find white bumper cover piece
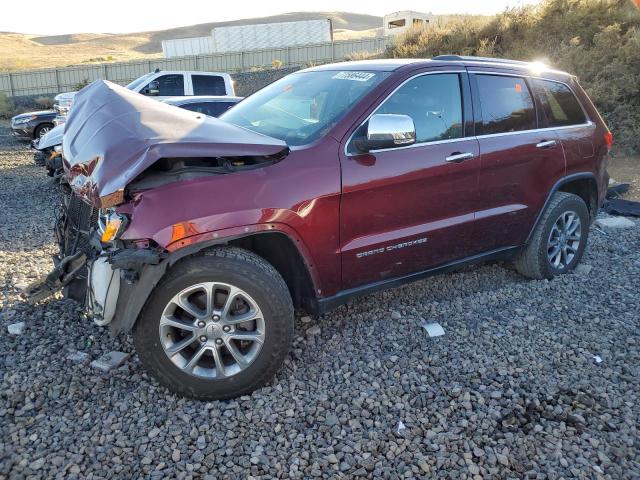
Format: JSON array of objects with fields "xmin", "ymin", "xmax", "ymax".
[{"xmin": 88, "ymin": 257, "xmax": 120, "ymax": 326}]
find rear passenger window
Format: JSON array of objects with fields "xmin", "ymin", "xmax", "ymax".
[
  {"xmin": 532, "ymin": 79, "xmax": 586, "ymax": 127},
  {"xmin": 476, "ymin": 75, "xmax": 536, "ymax": 134},
  {"xmin": 376, "ymin": 73, "xmax": 463, "ymax": 144},
  {"xmin": 192, "ymin": 75, "xmax": 226, "ymax": 95}
]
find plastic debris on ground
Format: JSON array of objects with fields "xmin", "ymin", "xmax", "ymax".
[
  {"xmin": 603, "ymin": 183, "xmax": 640, "ymax": 217},
  {"xmin": 396, "ymin": 421, "xmax": 407, "ymax": 435},
  {"xmin": 420, "ymin": 319, "xmax": 445, "ymax": 337},
  {"xmin": 593, "ymin": 355, "xmax": 603, "ymax": 364},
  {"xmin": 90, "ymin": 351, "xmax": 130, "ymax": 372}
]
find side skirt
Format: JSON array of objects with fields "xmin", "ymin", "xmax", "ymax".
[{"xmin": 315, "ymin": 245, "xmax": 522, "ymax": 315}]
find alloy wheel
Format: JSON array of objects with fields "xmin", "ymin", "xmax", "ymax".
[
  {"xmin": 547, "ymin": 211, "xmax": 581, "ymax": 269},
  {"xmin": 159, "ymin": 282, "xmax": 265, "ymax": 379}
]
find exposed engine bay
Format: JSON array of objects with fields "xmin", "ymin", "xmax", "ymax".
[{"xmin": 129, "ymin": 154, "xmax": 286, "ymax": 190}]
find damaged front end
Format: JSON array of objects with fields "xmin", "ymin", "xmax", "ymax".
[{"xmin": 27, "ymin": 79, "xmax": 288, "ymax": 332}]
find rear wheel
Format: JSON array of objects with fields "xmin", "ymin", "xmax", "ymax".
[
  {"xmin": 514, "ymin": 192, "xmax": 590, "ymax": 279},
  {"xmin": 133, "ymin": 247, "xmax": 294, "ymax": 400}
]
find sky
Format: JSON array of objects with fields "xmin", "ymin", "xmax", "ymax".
[{"xmin": 2, "ymin": 0, "xmax": 541, "ymax": 35}]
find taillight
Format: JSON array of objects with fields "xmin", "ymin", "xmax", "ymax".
[{"xmin": 604, "ymin": 131, "xmax": 613, "ymax": 151}]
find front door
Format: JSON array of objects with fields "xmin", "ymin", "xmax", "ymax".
[{"xmin": 339, "ymin": 72, "xmax": 482, "ymax": 290}]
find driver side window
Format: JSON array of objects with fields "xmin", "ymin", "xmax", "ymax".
[
  {"xmin": 376, "ymin": 73, "xmax": 464, "ymax": 144},
  {"xmin": 142, "ymin": 74, "xmax": 185, "ymax": 96}
]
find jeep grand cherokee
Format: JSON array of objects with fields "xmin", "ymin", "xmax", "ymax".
[{"xmin": 32, "ymin": 57, "xmax": 611, "ymax": 400}]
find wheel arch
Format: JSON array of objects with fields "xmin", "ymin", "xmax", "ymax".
[
  {"xmin": 110, "ymin": 229, "xmax": 319, "ymax": 335},
  {"xmin": 525, "ymin": 172, "xmax": 598, "ymax": 245}
]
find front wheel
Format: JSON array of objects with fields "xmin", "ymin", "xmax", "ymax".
[
  {"xmin": 133, "ymin": 247, "xmax": 294, "ymax": 400},
  {"xmin": 514, "ymin": 192, "xmax": 590, "ymax": 279},
  {"xmin": 34, "ymin": 123, "xmax": 53, "ymax": 139}
]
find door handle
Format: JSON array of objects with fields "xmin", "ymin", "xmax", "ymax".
[
  {"xmin": 536, "ymin": 140, "xmax": 557, "ymax": 149},
  {"xmin": 446, "ymin": 152, "xmax": 474, "ymax": 163}
]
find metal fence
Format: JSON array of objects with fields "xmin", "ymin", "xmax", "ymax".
[{"xmin": 0, "ymin": 37, "xmax": 391, "ymax": 98}]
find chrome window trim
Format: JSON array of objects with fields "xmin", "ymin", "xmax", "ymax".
[
  {"xmin": 475, "ymin": 121, "xmax": 594, "ymax": 140},
  {"xmin": 344, "ymin": 68, "xmax": 594, "ymax": 156},
  {"xmin": 344, "ymin": 70, "xmax": 466, "ymax": 157}
]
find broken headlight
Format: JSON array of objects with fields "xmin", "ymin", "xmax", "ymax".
[{"xmin": 97, "ymin": 209, "xmax": 129, "ymax": 244}]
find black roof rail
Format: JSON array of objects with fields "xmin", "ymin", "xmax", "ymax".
[{"xmin": 433, "ymin": 55, "xmax": 531, "ymax": 66}]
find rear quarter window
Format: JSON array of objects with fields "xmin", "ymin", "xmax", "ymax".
[
  {"xmin": 475, "ymin": 74, "xmax": 536, "ymax": 135},
  {"xmin": 192, "ymin": 75, "xmax": 227, "ymax": 95},
  {"xmin": 532, "ymin": 79, "xmax": 587, "ymax": 127}
]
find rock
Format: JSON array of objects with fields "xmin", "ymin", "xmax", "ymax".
[
  {"xmin": 8, "ymin": 322, "xmax": 26, "ymax": 335},
  {"xmin": 391, "ymin": 311, "xmax": 402, "ymax": 320},
  {"xmin": 595, "ymin": 217, "xmax": 635, "ymax": 229},
  {"xmin": 172, "ymin": 450, "xmax": 181, "ymax": 462},
  {"xmin": 306, "ymin": 325, "xmax": 321, "ymax": 336},
  {"xmin": 575, "ymin": 264, "xmax": 593, "ymax": 276},
  {"xmin": 326, "ymin": 454, "xmax": 339, "ymax": 464},
  {"xmin": 325, "ymin": 414, "xmax": 339, "ymax": 426},
  {"xmin": 90, "ymin": 351, "xmax": 130, "ymax": 372},
  {"xmin": 148, "ymin": 428, "xmax": 160, "ymax": 439}
]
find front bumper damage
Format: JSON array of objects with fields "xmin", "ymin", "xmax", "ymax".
[
  {"xmin": 26, "ymin": 187, "xmax": 166, "ymax": 333},
  {"xmin": 27, "ymin": 237, "xmax": 166, "ymax": 331}
]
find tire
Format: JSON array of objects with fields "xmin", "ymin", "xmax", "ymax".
[
  {"xmin": 34, "ymin": 123, "xmax": 53, "ymax": 139},
  {"xmin": 133, "ymin": 247, "xmax": 294, "ymax": 400},
  {"xmin": 514, "ymin": 192, "xmax": 590, "ymax": 280}
]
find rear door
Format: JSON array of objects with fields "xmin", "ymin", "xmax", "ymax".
[
  {"xmin": 190, "ymin": 74, "xmax": 229, "ymax": 96},
  {"xmin": 530, "ymin": 78, "xmax": 596, "ymax": 177},
  {"xmin": 339, "ymin": 71, "xmax": 482, "ymax": 289},
  {"xmin": 470, "ymin": 72, "xmax": 566, "ymax": 249}
]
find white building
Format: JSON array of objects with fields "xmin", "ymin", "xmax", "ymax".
[{"xmin": 383, "ymin": 11, "xmax": 435, "ymax": 36}]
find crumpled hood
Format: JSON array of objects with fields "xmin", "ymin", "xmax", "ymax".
[{"xmin": 63, "ymin": 80, "xmax": 287, "ymax": 207}]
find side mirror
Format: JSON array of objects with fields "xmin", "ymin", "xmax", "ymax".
[
  {"xmin": 355, "ymin": 114, "xmax": 416, "ymax": 152},
  {"xmin": 143, "ymin": 80, "xmax": 160, "ymax": 96}
]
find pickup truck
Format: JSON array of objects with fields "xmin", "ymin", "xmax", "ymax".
[
  {"xmin": 49, "ymin": 70, "xmax": 236, "ymax": 128},
  {"xmin": 33, "ymin": 58, "xmax": 611, "ymax": 400}
]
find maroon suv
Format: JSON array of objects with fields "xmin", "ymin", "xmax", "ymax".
[{"xmin": 43, "ymin": 57, "xmax": 611, "ymax": 400}]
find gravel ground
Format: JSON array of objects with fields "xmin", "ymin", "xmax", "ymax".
[{"xmin": 1, "ymin": 119, "xmax": 639, "ymax": 479}]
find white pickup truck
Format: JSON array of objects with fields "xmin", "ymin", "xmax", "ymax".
[
  {"xmin": 126, "ymin": 70, "xmax": 235, "ymax": 100},
  {"xmin": 53, "ymin": 70, "xmax": 235, "ymax": 126}
]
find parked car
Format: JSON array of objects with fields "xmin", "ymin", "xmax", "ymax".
[
  {"xmin": 10, "ymin": 110, "xmax": 56, "ymax": 140},
  {"xmin": 32, "ymin": 124, "xmax": 64, "ymax": 175},
  {"xmin": 34, "ymin": 57, "xmax": 611, "ymax": 400},
  {"xmin": 162, "ymin": 95, "xmax": 243, "ymax": 116}
]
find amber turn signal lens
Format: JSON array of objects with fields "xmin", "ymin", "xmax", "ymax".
[{"xmin": 101, "ymin": 217, "xmax": 123, "ymax": 243}]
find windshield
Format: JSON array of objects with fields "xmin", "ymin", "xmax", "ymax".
[
  {"xmin": 126, "ymin": 73, "xmax": 154, "ymax": 91},
  {"xmin": 220, "ymin": 70, "xmax": 389, "ymax": 146}
]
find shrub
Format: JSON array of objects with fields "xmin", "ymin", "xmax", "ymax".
[
  {"xmin": 74, "ymin": 78, "xmax": 91, "ymax": 91},
  {"xmin": 0, "ymin": 93, "xmax": 15, "ymax": 119},
  {"xmin": 387, "ymin": 0, "xmax": 640, "ymax": 155},
  {"xmin": 272, "ymin": 59, "xmax": 284, "ymax": 69},
  {"xmin": 34, "ymin": 96, "xmax": 54, "ymax": 109}
]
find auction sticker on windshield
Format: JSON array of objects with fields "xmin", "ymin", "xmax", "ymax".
[{"xmin": 332, "ymin": 71, "xmax": 376, "ymax": 82}]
